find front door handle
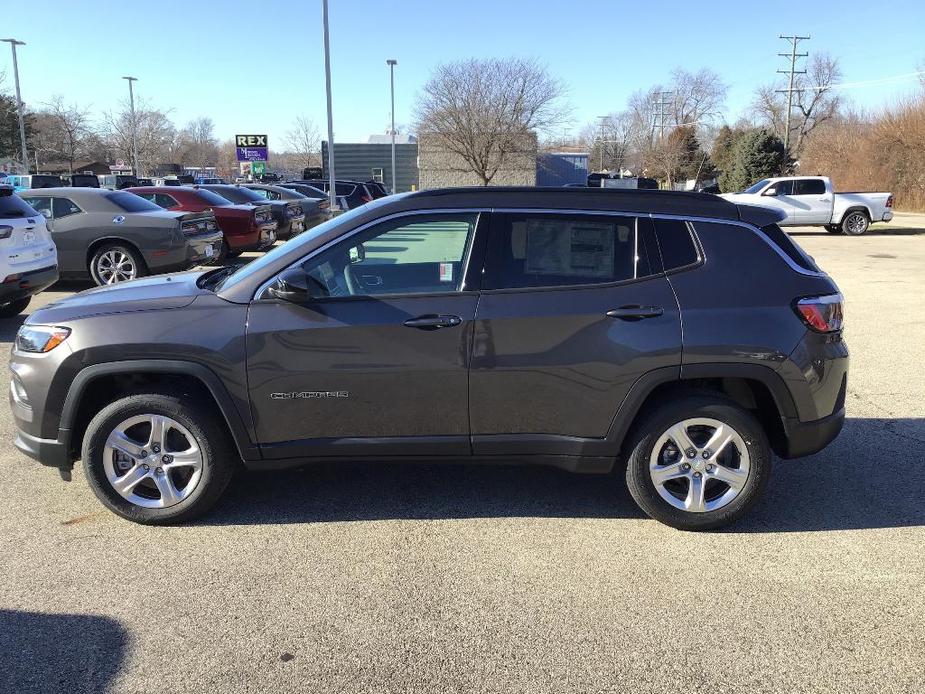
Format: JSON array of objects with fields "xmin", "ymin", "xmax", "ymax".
[
  {"xmin": 606, "ymin": 306, "xmax": 664, "ymax": 321},
  {"xmin": 403, "ymin": 314, "xmax": 462, "ymax": 330}
]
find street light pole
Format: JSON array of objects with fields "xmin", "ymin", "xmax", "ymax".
[
  {"xmin": 387, "ymin": 59, "xmax": 397, "ymax": 193},
  {"xmin": 2, "ymin": 39, "xmax": 29, "ymax": 173},
  {"xmin": 122, "ymin": 76, "xmax": 140, "ymax": 177},
  {"xmin": 322, "ymin": 0, "xmax": 337, "ymax": 211}
]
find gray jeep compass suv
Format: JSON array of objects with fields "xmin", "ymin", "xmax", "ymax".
[{"xmin": 9, "ymin": 188, "xmax": 848, "ymax": 530}]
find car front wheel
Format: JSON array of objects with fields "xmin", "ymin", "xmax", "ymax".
[
  {"xmin": 82, "ymin": 391, "xmax": 236, "ymax": 524},
  {"xmin": 624, "ymin": 394, "xmax": 771, "ymax": 531}
]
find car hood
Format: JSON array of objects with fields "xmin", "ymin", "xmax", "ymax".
[{"xmin": 27, "ymin": 271, "xmax": 207, "ymax": 324}]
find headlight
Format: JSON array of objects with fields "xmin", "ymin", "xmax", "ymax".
[{"xmin": 16, "ymin": 325, "xmax": 71, "ymax": 353}]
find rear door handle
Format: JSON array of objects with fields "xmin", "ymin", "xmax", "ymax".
[
  {"xmin": 606, "ymin": 306, "xmax": 664, "ymax": 321},
  {"xmin": 403, "ymin": 314, "xmax": 462, "ymax": 330}
]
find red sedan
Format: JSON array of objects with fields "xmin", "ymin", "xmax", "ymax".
[{"xmin": 127, "ymin": 186, "xmax": 278, "ymax": 257}]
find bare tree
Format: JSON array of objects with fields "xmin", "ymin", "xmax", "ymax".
[
  {"xmin": 581, "ymin": 111, "xmax": 637, "ymax": 173},
  {"xmin": 670, "ymin": 68, "xmax": 727, "ymax": 127},
  {"xmin": 285, "ymin": 116, "xmax": 321, "ymax": 169},
  {"xmin": 178, "ymin": 117, "xmax": 219, "ymax": 170},
  {"xmin": 752, "ymin": 53, "xmax": 842, "ymax": 155},
  {"xmin": 415, "ymin": 57, "xmax": 569, "ymax": 185},
  {"xmin": 33, "ymin": 95, "xmax": 92, "ymax": 172},
  {"xmin": 100, "ymin": 98, "xmax": 176, "ymax": 174}
]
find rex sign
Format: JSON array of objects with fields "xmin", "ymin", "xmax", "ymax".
[{"xmin": 235, "ymin": 134, "xmax": 268, "ymax": 162}]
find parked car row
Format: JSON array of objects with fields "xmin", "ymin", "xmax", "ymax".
[{"xmin": 0, "ymin": 175, "xmax": 395, "ymax": 316}]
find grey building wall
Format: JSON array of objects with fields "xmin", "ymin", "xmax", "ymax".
[
  {"xmin": 322, "ymin": 142, "xmax": 418, "ymax": 193},
  {"xmin": 537, "ymin": 152, "xmax": 589, "ymax": 186},
  {"xmin": 417, "ymin": 132, "xmax": 537, "ymax": 189}
]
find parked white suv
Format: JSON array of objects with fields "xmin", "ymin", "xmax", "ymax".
[
  {"xmin": 0, "ymin": 186, "xmax": 58, "ymax": 317},
  {"xmin": 721, "ymin": 176, "xmax": 893, "ymax": 235}
]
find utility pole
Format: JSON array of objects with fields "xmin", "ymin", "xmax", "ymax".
[
  {"xmin": 322, "ymin": 0, "xmax": 337, "ymax": 211},
  {"xmin": 2, "ymin": 39, "xmax": 29, "ymax": 173},
  {"xmin": 387, "ymin": 59, "xmax": 397, "ymax": 193},
  {"xmin": 122, "ymin": 76, "xmax": 140, "ymax": 176},
  {"xmin": 597, "ymin": 115, "xmax": 607, "ymax": 171},
  {"xmin": 776, "ymin": 35, "xmax": 810, "ymax": 152}
]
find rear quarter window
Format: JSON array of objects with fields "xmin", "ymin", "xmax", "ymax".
[
  {"xmin": 654, "ymin": 219, "xmax": 701, "ymax": 271},
  {"xmin": 759, "ymin": 223, "xmax": 820, "ymax": 272}
]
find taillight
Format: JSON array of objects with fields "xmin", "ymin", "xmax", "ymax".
[
  {"xmin": 886, "ymin": 195, "xmax": 894, "ymax": 208},
  {"xmin": 795, "ymin": 294, "xmax": 844, "ymax": 333}
]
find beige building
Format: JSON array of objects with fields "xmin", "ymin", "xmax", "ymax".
[{"xmin": 417, "ymin": 132, "xmax": 537, "ymax": 188}]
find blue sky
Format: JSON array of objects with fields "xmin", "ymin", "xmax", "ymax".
[{"xmin": 4, "ymin": 0, "xmax": 924, "ymax": 148}]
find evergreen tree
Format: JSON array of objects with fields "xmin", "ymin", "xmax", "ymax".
[{"xmin": 720, "ymin": 129, "xmax": 790, "ymax": 193}]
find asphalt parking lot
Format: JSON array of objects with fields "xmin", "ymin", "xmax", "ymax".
[{"xmin": 2, "ymin": 214, "xmax": 924, "ymax": 693}]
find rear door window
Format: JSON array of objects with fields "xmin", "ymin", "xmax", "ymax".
[
  {"xmin": 793, "ymin": 179, "xmax": 827, "ymax": 196},
  {"xmin": 484, "ymin": 213, "xmax": 648, "ymax": 290}
]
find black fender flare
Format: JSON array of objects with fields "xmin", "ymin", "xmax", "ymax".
[
  {"xmin": 604, "ymin": 362, "xmax": 798, "ymax": 454},
  {"xmin": 59, "ymin": 359, "xmax": 259, "ymax": 462}
]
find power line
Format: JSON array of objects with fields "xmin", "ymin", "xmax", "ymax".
[{"xmin": 776, "ymin": 34, "xmax": 810, "ymax": 151}]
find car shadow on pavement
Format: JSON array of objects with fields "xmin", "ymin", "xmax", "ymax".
[
  {"xmin": 0, "ymin": 609, "xmax": 128, "ymax": 694},
  {"xmin": 203, "ymin": 417, "xmax": 924, "ymax": 533}
]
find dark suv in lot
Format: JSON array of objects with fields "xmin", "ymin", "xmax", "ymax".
[{"xmin": 9, "ymin": 188, "xmax": 848, "ymax": 530}]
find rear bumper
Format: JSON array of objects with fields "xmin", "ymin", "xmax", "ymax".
[
  {"xmin": 880, "ymin": 210, "xmax": 893, "ymax": 222},
  {"xmin": 0, "ymin": 264, "xmax": 59, "ymax": 303},
  {"xmin": 780, "ymin": 406, "xmax": 845, "ymax": 458}
]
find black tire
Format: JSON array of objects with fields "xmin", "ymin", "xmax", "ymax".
[
  {"xmin": 841, "ymin": 210, "xmax": 870, "ymax": 236},
  {"xmin": 81, "ymin": 390, "xmax": 237, "ymax": 525},
  {"xmin": 825, "ymin": 224, "xmax": 842, "ymax": 234},
  {"xmin": 89, "ymin": 243, "xmax": 148, "ymax": 286},
  {"xmin": 0, "ymin": 296, "xmax": 31, "ymax": 317},
  {"xmin": 624, "ymin": 393, "xmax": 771, "ymax": 531}
]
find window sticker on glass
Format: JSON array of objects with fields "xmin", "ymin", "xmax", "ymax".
[
  {"xmin": 524, "ymin": 220, "xmax": 616, "ymax": 278},
  {"xmin": 439, "ymin": 262, "xmax": 454, "ymax": 283}
]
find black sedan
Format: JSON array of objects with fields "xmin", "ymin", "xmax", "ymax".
[{"xmin": 242, "ymin": 183, "xmax": 332, "ymax": 231}]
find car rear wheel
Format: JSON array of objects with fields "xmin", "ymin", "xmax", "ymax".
[
  {"xmin": 0, "ymin": 296, "xmax": 31, "ymax": 317},
  {"xmin": 624, "ymin": 393, "xmax": 771, "ymax": 531},
  {"xmin": 90, "ymin": 244, "xmax": 147, "ymax": 285},
  {"xmin": 82, "ymin": 391, "xmax": 236, "ymax": 524},
  {"xmin": 841, "ymin": 211, "xmax": 870, "ymax": 236}
]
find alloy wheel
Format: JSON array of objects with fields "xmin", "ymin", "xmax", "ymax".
[
  {"xmin": 845, "ymin": 212, "xmax": 868, "ymax": 235},
  {"xmin": 102, "ymin": 414, "xmax": 204, "ymax": 508},
  {"xmin": 648, "ymin": 417, "xmax": 750, "ymax": 513},
  {"xmin": 97, "ymin": 249, "xmax": 137, "ymax": 284}
]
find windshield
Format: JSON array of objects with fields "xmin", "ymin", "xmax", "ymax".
[
  {"xmin": 215, "ymin": 198, "xmax": 395, "ymax": 294},
  {"xmin": 106, "ymin": 191, "xmax": 163, "ymax": 212},
  {"xmin": 744, "ymin": 179, "xmax": 771, "ymax": 194},
  {"xmin": 194, "ymin": 189, "xmax": 233, "ymax": 206},
  {"xmin": 207, "ymin": 186, "xmax": 266, "ymax": 204}
]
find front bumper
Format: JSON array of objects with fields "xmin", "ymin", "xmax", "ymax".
[
  {"xmin": 0, "ymin": 264, "xmax": 59, "ymax": 303},
  {"xmin": 14, "ymin": 427, "xmax": 70, "ymax": 469}
]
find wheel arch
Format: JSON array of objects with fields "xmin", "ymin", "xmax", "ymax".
[
  {"xmin": 60, "ymin": 360, "xmax": 259, "ymax": 464},
  {"xmin": 609, "ymin": 364, "xmax": 798, "ymax": 458},
  {"xmin": 86, "ymin": 236, "xmax": 147, "ymax": 270},
  {"xmin": 837, "ymin": 205, "xmax": 871, "ymax": 225}
]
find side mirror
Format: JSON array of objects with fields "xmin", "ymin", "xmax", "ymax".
[
  {"xmin": 348, "ymin": 243, "xmax": 366, "ymax": 263},
  {"xmin": 267, "ymin": 268, "xmax": 311, "ymax": 303},
  {"xmin": 763, "ymin": 187, "xmax": 778, "ymax": 197}
]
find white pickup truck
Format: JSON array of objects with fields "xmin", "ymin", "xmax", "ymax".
[{"xmin": 721, "ymin": 176, "xmax": 893, "ymax": 235}]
